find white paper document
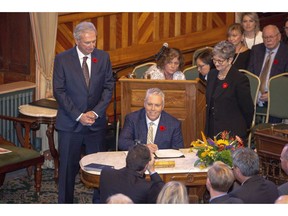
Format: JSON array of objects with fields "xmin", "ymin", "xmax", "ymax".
[{"xmin": 154, "ymin": 149, "xmax": 184, "ymax": 159}]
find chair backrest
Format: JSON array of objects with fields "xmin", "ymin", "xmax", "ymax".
[
  {"xmin": 192, "ymin": 46, "xmax": 213, "ymax": 66},
  {"xmin": 132, "ymin": 62, "xmax": 156, "ymax": 79},
  {"xmin": 266, "ymin": 72, "xmax": 288, "ymax": 122},
  {"xmin": 183, "ymin": 65, "xmax": 199, "ymax": 80},
  {"xmin": 239, "ymin": 69, "xmax": 260, "ymax": 108},
  {"xmin": 239, "ymin": 69, "xmax": 261, "ymax": 148}
]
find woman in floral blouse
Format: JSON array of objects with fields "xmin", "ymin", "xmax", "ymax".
[{"xmin": 144, "ymin": 47, "xmax": 185, "ymax": 80}]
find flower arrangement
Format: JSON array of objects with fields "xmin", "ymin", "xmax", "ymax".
[{"xmin": 191, "ymin": 131, "xmax": 244, "ymax": 168}]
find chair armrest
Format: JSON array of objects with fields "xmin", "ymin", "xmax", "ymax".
[{"xmin": 0, "ymin": 114, "xmax": 38, "ymax": 149}]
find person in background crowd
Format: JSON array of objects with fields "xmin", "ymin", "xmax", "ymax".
[
  {"xmin": 227, "ymin": 23, "xmax": 250, "ymax": 70},
  {"xmin": 144, "ymin": 48, "xmax": 185, "ymax": 80},
  {"xmin": 195, "ymin": 48, "xmax": 215, "ymax": 82},
  {"xmin": 53, "ymin": 21, "xmax": 114, "ymax": 203},
  {"xmin": 118, "ymin": 88, "xmax": 184, "ymax": 152},
  {"xmin": 156, "ymin": 181, "xmax": 189, "ymax": 204},
  {"xmin": 282, "ymin": 17, "xmax": 288, "ymax": 46},
  {"xmin": 206, "ymin": 161, "xmax": 243, "ymax": 204},
  {"xmin": 106, "ymin": 193, "xmax": 134, "ymax": 204},
  {"xmin": 247, "ymin": 24, "xmax": 288, "ymax": 123},
  {"xmin": 240, "ymin": 12, "xmax": 263, "ymax": 49},
  {"xmin": 278, "ymin": 144, "xmax": 288, "ymax": 195},
  {"xmin": 99, "ymin": 144, "xmax": 164, "ymax": 203},
  {"xmin": 229, "ymin": 148, "xmax": 279, "ymax": 203},
  {"xmin": 205, "ymin": 40, "xmax": 254, "ymax": 144}
]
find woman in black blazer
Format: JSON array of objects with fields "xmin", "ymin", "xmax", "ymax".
[{"xmin": 205, "ymin": 41, "xmax": 254, "ymax": 145}]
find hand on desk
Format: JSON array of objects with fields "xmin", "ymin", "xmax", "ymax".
[{"xmin": 146, "ymin": 143, "xmax": 158, "ymax": 153}]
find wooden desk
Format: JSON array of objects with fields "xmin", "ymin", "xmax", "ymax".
[
  {"xmin": 254, "ymin": 127, "xmax": 288, "ymax": 185},
  {"xmin": 79, "ymin": 148, "xmax": 208, "ymax": 203},
  {"xmin": 18, "ymin": 104, "xmax": 59, "ymax": 181}
]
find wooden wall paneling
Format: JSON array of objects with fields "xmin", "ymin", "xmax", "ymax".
[
  {"xmin": 153, "ymin": 13, "xmax": 160, "ymax": 41},
  {"xmin": 122, "ymin": 13, "xmax": 129, "ymax": 48},
  {"xmin": 175, "ymin": 13, "xmax": 181, "ymax": 37},
  {"xmin": 110, "ymin": 14, "xmax": 117, "ymax": 50},
  {"xmin": 96, "ymin": 16, "xmax": 104, "ymax": 50}
]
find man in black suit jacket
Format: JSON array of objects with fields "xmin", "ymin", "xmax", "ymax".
[
  {"xmin": 119, "ymin": 88, "xmax": 184, "ymax": 152},
  {"xmin": 99, "ymin": 144, "xmax": 165, "ymax": 203},
  {"xmin": 207, "ymin": 161, "xmax": 243, "ymax": 204},
  {"xmin": 53, "ymin": 21, "xmax": 114, "ymax": 203},
  {"xmin": 229, "ymin": 148, "xmax": 279, "ymax": 203},
  {"xmin": 248, "ymin": 25, "xmax": 288, "ymax": 122}
]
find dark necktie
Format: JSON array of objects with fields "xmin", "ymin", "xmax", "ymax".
[
  {"xmin": 82, "ymin": 56, "xmax": 89, "ymax": 87},
  {"xmin": 259, "ymin": 51, "xmax": 273, "ymax": 94}
]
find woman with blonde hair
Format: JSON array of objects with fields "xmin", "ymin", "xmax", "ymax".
[
  {"xmin": 156, "ymin": 181, "xmax": 189, "ymax": 204},
  {"xmin": 240, "ymin": 12, "xmax": 263, "ymax": 49}
]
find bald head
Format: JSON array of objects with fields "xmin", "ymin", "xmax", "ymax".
[
  {"xmin": 275, "ymin": 195, "xmax": 288, "ymax": 204},
  {"xmin": 262, "ymin": 25, "xmax": 281, "ymax": 50}
]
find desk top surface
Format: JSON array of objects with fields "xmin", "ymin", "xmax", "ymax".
[
  {"xmin": 0, "ymin": 81, "xmax": 36, "ymax": 95},
  {"xmin": 80, "ymin": 148, "xmax": 207, "ymax": 175},
  {"xmin": 19, "ymin": 104, "xmax": 57, "ymax": 117}
]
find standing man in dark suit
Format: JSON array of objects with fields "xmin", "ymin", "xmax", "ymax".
[
  {"xmin": 207, "ymin": 161, "xmax": 243, "ymax": 204},
  {"xmin": 229, "ymin": 148, "xmax": 279, "ymax": 203},
  {"xmin": 205, "ymin": 41, "xmax": 254, "ymax": 143},
  {"xmin": 99, "ymin": 144, "xmax": 165, "ymax": 203},
  {"xmin": 248, "ymin": 24, "xmax": 288, "ymax": 122},
  {"xmin": 53, "ymin": 21, "xmax": 114, "ymax": 203},
  {"xmin": 118, "ymin": 88, "xmax": 184, "ymax": 152}
]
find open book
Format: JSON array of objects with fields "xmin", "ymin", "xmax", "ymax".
[{"xmin": 154, "ymin": 149, "xmax": 184, "ymax": 159}]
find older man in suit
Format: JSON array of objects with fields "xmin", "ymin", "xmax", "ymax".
[
  {"xmin": 118, "ymin": 88, "xmax": 184, "ymax": 152},
  {"xmin": 278, "ymin": 144, "xmax": 288, "ymax": 195},
  {"xmin": 229, "ymin": 148, "xmax": 279, "ymax": 203},
  {"xmin": 53, "ymin": 21, "xmax": 114, "ymax": 203},
  {"xmin": 248, "ymin": 24, "xmax": 288, "ymax": 122}
]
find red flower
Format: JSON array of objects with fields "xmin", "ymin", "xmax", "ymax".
[
  {"xmin": 159, "ymin": 126, "xmax": 166, "ymax": 131},
  {"xmin": 92, "ymin": 57, "xmax": 98, "ymax": 63},
  {"xmin": 273, "ymin": 59, "xmax": 278, "ymax": 65},
  {"xmin": 222, "ymin": 82, "xmax": 229, "ymax": 89}
]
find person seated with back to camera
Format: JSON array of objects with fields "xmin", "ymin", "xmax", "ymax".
[
  {"xmin": 99, "ymin": 144, "xmax": 165, "ymax": 204},
  {"xmin": 106, "ymin": 193, "xmax": 134, "ymax": 204},
  {"xmin": 143, "ymin": 47, "xmax": 186, "ymax": 80},
  {"xmin": 156, "ymin": 181, "xmax": 189, "ymax": 204},
  {"xmin": 206, "ymin": 161, "xmax": 243, "ymax": 204},
  {"xmin": 118, "ymin": 87, "xmax": 184, "ymax": 153}
]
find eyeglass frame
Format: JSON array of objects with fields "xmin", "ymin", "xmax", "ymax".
[
  {"xmin": 262, "ymin": 33, "xmax": 280, "ymax": 41},
  {"xmin": 212, "ymin": 57, "xmax": 228, "ymax": 65},
  {"xmin": 196, "ymin": 64, "xmax": 208, "ymax": 69}
]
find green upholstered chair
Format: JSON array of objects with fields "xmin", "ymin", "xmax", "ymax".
[
  {"xmin": 0, "ymin": 115, "xmax": 44, "ymax": 194},
  {"xmin": 183, "ymin": 65, "xmax": 199, "ymax": 80},
  {"xmin": 131, "ymin": 62, "xmax": 156, "ymax": 79},
  {"xmin": 239, "ymin": 69, "xmax": 261, "ymax": 148}
]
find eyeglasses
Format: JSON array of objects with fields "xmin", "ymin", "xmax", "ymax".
[
  {"xmin": 283, "ymin": 27, "xmax": 288, "ymax": 30},
  {"xmin": 197, "ymin": 64, "xmax": 207, "ymax": 69},
  {"xmin": 262, "ymin": 33, "xmax": 279, "ymax": 40},
  {"xmin": 167, "ymin": 61, "xmax": 180, "ymax": 66},
  {"xmin": 212, "ymin": 58, "xmax": 228, "ymax": 65}
]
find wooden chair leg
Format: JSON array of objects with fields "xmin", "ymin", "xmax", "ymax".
[{"xmin": 34, "ymin": 163, "xmax": 42, "ymax": 195}]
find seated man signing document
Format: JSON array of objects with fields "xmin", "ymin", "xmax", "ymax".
[{"xmin": 118, "ymin": 88, "xmax": 184, "ymax": 152}]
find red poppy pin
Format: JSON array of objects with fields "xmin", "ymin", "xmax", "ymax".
[
  {"xmin": 273, "ymin": 59, "xmax": 278, "ymax": 65},
  {"xmin": 92, "ymin": 57, "xmax": 98, "ymax": 63},
  {"xmin": 222, "ymin": 82, "xmax": 229, "ymax": 89},
  {"xmin": 159, "ymin": 126, "xmax": 166, "ymax": 131}
]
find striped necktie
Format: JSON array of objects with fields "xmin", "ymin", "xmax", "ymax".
[
  {"xmin": 82, "ymin": 56, "xmax": 90, "ymax": 87},
  {"xmin": 259, "ymin": 51, "xmax": 273, "ymax": 94},
  {"xmin": 147, "ymin": 122, "xmax": 154, "ymax": 144}
]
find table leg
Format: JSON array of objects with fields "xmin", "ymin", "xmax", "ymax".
[{"xmin": 46, "ymin": 123, "xmax": 59, "ymax": 182}]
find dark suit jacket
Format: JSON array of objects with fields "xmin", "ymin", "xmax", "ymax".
[
  {"xmin": 118, "ymin": 108, "xmax": 184, "ymax": 150},
  {"xmin": 278, "ymin": 182, "xmax": 288, "ymax": 196},
  {"xmin": 248, "ymin": 42, "xmax": 288, "ymax": 78},
  {"xmin": 53, "ymin": 47, "xmax": 114, "ymax": 132},
  {"xmin": 229, "ymin": 175, "xmax": 279, "ymax": 203},
  {"xmin": 205, "ymin": 66, "xmax": 254, "ymax": 139},
  {"xmin": 99, "ymin": 167, "xmax": 165, "ymax": 203},
  {"xmin": 210, "ymin": 194, "xmax": 243, "ymax": 204}
]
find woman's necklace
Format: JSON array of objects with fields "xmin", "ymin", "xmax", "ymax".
[{"xmin": 232, "ymin": 45, "xmax": 243, "ymax": 65}]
